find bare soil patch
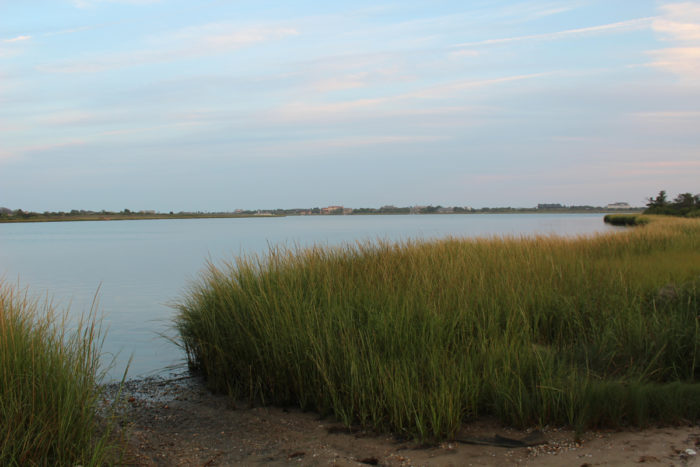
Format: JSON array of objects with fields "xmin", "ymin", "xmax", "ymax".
[{"xmin": 102, "ymin": 374, "xmax": 700, "ymax": 466}]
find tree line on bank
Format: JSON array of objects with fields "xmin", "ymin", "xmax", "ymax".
[{"xmin": 644, "ymin": 191, "xmax": 700, "ymax": 217}]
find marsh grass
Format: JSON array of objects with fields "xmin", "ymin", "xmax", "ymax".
[
  {"xmin": 0, "ymin": 284, "xmax": 122, "ymax": 466},
  {"xmin": 176, "ymin": 216, "xmax": 700, "ymax": 440},
  {"xmin": 604, "ymin": 213, "xmax": 650, "ymax": 226}
]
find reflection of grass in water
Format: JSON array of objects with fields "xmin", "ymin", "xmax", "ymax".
[
  {"xmin": 176, "ymin": 217, "xmax": 700, "ymax": 441},
  {"xmin": 0, "ymin": 284, "xmax": 123, "ymax": 465}
]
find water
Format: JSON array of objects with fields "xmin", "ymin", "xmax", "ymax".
[{"xmin": 0, "ymin": 213, "xmax": 620, "ymax": 380}]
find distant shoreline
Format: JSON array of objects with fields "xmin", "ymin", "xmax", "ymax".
[
  {"xmin": 0, "ymin": 213, "xmax": 283, "ymax": 223},
  {"xmin": 0, "ymin": 209, "xmax": 643, "ymax": 224}
]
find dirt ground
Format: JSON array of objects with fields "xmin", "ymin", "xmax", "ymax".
[{"xmin": 101, "ymin": 373, "xmax": 700, "ymax": 466}]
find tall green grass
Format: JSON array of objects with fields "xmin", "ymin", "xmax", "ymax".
[
  {"xmin": 176, "ymin": 217, "xmax": 700, "ymax": 440},
  {"xmin": 603, "ymin": 213, "xmax": 649, "ymax": 226},
  {"xmin": 0, "ymin": 283, "xmax": 120, "ymax": 466}
]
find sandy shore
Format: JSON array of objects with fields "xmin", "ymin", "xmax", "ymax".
[{"xmin": 101, "ymin": 374, "xmax": 700, "ymax": 466}]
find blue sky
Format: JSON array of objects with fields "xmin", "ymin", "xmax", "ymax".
[{"xmin": 1, "ymin": 0, "xmax": 699, "ymax": 211}]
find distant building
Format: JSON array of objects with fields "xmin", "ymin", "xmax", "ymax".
[
  {"xmin": 606, "ymin": 202, "xmax": 631, "ymax": 209},
  {"xmin": 437, "ymin": 207, "xmax": 454, "ymax": 213},
  {"xmin": 321, "ymin": 206, "xmax": 344, "ymax": 214}
]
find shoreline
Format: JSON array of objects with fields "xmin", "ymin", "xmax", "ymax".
[
  {"xmin": 103, "ymin": 373, "xmax": 700, "ymax": 466},
  {"xmin": 0, "ymin": 210, "xmax": 642, "ymax": 224}
]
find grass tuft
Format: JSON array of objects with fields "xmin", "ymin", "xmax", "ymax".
[{"xmin": 0, "ymin": 283, "xmax": 122, "ymax": 466}]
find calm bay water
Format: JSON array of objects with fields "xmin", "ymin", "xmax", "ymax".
[{"xmin": 0, "ymin": 213, "xmax": 620, "ymax": 380}]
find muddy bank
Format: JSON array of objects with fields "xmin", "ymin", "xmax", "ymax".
[{"xmin": 101, "ymin": 374, "xmax": 700, "ymax": 466}]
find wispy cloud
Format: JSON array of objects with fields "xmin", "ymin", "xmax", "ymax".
[
  {"xmin": 654, "ymin": 2, "xmax": 700, "ymax": 41},
  {"xmin": 237, "ymin": 134, "xmax": 449, "ymax": 159},
  {"xmin": 0, "ymin": 35, "xmax": 31, "ymax": 59},
  {"xmin": 2, "ymin": 139, "xmax": 88, "ymax": 162},
  {"xmin": 43, "ymin": 26, "xmax": 96, "ymax": 37},
  {"xmin": 272, "ymin": 70, "xmax": 552, "ymax": 124},
  {"xmin": 649, "ymin": 2, "xmax": 700, "ymax": 81},
  {"xmin": 414, "ymin": 72, "xmax": 553, "ymax": 98},
  {"xmin": 453, "ymin": 17, "xmax": 653, "ymax": 48},
  {"xmin": 73, "ymin": 0, "xmax": 161, "ymax": 8},
  {"xmin": 632, "ymin": 110, "xmax": 700, "ymax": 120},
  {"xmin": 3, "ymin": 35, "xmax": 32, "ymax": 43},
  {"xmin": 311, "ymin": 73, "xmax": 371, "ymax": 92},
  {"xmin": 492, "ymin": 1, "xmax": 583, "ymax": 24},
  {"xmin": 614, "ymin": 159, "xmax": 700, "ymax": 177},
  {"xmin": 38, "ymin": 24, "xmax": 299, "ymax": 73}
]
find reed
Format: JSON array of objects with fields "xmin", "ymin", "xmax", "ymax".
[
  {"xmin": 176, "ymin": 217, "xmax": 700, "ymax": 440},
  {"xmin": 0, "ymin": 284, "xmax": 121, "ymax": 466},
  {"xmin": 603, "ymin": 214, "xmax": 649, "ymax": 225}
]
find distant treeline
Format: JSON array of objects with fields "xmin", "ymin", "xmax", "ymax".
[
  {"xmin": 0, "ymin": 204, "xmax": 640, "ymax": 221},
  {"xmin": 644, "ymin": 191, "xmax": 700, "ymax": 217}
]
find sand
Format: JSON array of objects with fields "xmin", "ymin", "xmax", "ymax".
[{"xmin": 101, "ymin": 374, "xmax": 700, "ymax": 466}]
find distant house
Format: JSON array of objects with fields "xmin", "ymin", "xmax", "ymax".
[
  {"xmin": 321, "ymin": 206, "xmax": 344, "ymax": 214},
  {"xmin": 437, "ymin": 207, "xmax": 454, "ymax": 213},
  {"xmin": 606, "ymin": 202, "xmax": 631, "ymax": 209}
]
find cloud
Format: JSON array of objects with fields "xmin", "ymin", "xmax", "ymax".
[
  {"xmin": 649, "ymin": 2, "xmax": 700, "ymax": 81},
  {"xmin": 3, "ymin": 35, "xmax": 31, "ymax": 43},
  {"xmin": 235, "ymin": 135, "xmax": 449, "ymax": 159},
  {"xmin": 401, "ymin": 72, "xmax": 554, "ymax": 100},
  {"xmin": 270, "ymin": 71, "xmax": 551, "ymax": 124},
  {"xmin": 311, "ymin": 73, "xmax": 371, "ymax": 92},
  {"xmin": 0, "ymin": 147, "xmax": 15, "ymax": 161},
  {"xmin": 655, "ymin": 2, "xmax": 700, "ymax": 40},
  {"xmin": 453, "ymin": 17, "xmax": 653, "ymax": 49},
  {"xmin": 614, "ymin": 160, "xmax": 700, "ymax": 177},
  {"xmin": 175, "ymin": 24, "xmax": 299, "ymax": 52},
  {"xmin": 38, "ymin": 24, "xmax": 299, "ymax": 73},
  {"xmin": 653, "ymin": 19, "xmax": 700, "ymax": 41},
  {"xmin": 0, "ymin": 35, "xmax": 31, "ymax": 59},
  {"xmin": 488, "ymin": 1, "xmax": 585, "ymax": 26},
  {"xmin": 73, "ymin": 0, "xmax": 161, "ymax": 8},
  {"xmin": 631, "ymin": 110, "xmax": 700, "ymax": 120},
  {"xmin": 449, "ymin": 49, "xmax": 480, "ymax": 59},
  {"xmin": 1, "ymin": 139, "xmax": 88, "ymax": 163},
  {"xmin": 43, "ymin": 25, "xmax": 96, "ymax": 37}
]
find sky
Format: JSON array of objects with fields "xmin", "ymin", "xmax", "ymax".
[{"xmin": 1, "ymin": 0, "xmax": 699, "ymax": 211}]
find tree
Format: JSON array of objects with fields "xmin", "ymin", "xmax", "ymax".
[
  {"xmin": 644, "ymin": 189, "xmax": 700, "ymax": 216},
  {"xmin": 672, "ymin": 193, "xmax": 696, "ymax": 209},
  {"xmin": 646, "ymin": 190, "xmax": 668, "ymax": 209}
]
